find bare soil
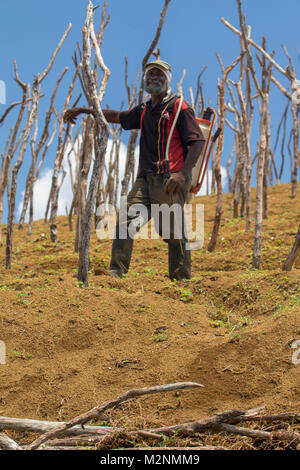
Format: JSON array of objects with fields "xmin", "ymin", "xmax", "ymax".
[{"xmin": 0, "ymin": 183, "xmax": 299, "ymax": 450}]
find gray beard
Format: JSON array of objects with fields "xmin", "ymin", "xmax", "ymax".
[{"xmin": 145, "ymin": 80, "xmax": 166, "ymax": 95}]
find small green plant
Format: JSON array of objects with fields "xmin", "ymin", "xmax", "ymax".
[
  {"xmin": 153, "ymin": 329, "xmax": 170, "ymax": 342},
  {"xmin": 209, "ymin": 319, "xmax": 224, "ymax": 328},
  {"xmin": 229, "ymin": 333, "xmax": 242, "ymax": 343},
  {"xmin": 289, "ymin": 295, "xmax": 300, "ymax": 307},
  {"xmin": 224, "ymin": 218, "xmax": 240, "ymax": 227},
  {"xmin": 180, "ymin": 289, "xmax": 193, "ymax": 302},
  {"xmin": 158, "ymin": 429, "xmax": 180, "ymax": 447},
  {"xmin": 145, "ymin": 267, "xmax": 155, "ymax": 275},
  {"xmin": 136, "ymin": 305, "xmax": 149, "ymax": 313},
  {"xmin": 10, "ymin": 350, "xmax": 32, "ymax": 360},
  {"xmin": 10, "ymin": 349, "xmax": 20, "ymax": 357}
]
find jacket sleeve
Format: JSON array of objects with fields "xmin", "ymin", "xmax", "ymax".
[
  {"xmin": 119, "ymin": 105, "xmax": 142, "ymax": 130},
  {"xmin": 176, "ymin": 104, "xmax": 205, "ymax": 146}
]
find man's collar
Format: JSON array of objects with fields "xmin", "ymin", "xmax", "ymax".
[{"xmin": 145, "ymin": 90, "xmax": 176, "ymax": 108}]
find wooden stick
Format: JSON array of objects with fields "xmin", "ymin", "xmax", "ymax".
[
  {"xmin": 0, "ymin": 416, "xmax": 115, "ymax": 436},
  {"xmin": 208, "ymin": 53, "xmax": 241, "ymax": 252},
  {"xmin": 0, "ymin": 406, "xmax": 269, "ymax": 437},
  {"xmin": 177, "ymin": 68, "xmax": 186, "ymax": 96},
  {"xmin": 215, "ymin": 422, "xmax": 271, "ymax": 440},
  {"xmin": 27, "ymin": 382, "xmax": 203, "ymax": 450},
  {"xmin": 283, "ymin": 223, "xmax": 300, "ymax": 271},
  {"xmin": 0, "ymin": 97, "xmax": 36, "ymax": 125},
  {"xmin": 77, "ymin": 0, "xmax": 110, "ymax": 286},
  {"xmin": 2, "ymin": 405, "xmax": 300, "ymax": 450},
  {"xmin": 0, "ymin": 433, "xmax": 21, "ymax": 450},
  {"xmin": 143, "ymin": 407, "xmax": 263, "ymax": 437},
  {"xmin": 138, "ymin": 0, "xmax": 171, "ymax": 103},
  {"xmin": 39, "ymin": 24, "xmax": 72, "ymax": 84},
  {"xmin": 221, "ymin": 17, "xmax": 289, "ymax": 79},
  {"xmin": 39, "ymin": 430, "xmax": 164, "ymax": 448}
]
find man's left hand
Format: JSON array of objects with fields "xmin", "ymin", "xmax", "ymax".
[{"xmin": 164, "ymin": 171, "xmax": 186, "ymax": 196}]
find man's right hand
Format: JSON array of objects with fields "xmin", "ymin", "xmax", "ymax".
[{"xmin": 63, "ymin": 107, "xmax": 94, "ymax": 124}]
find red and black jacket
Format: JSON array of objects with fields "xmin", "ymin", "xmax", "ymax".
[{"xmin": 119, "ymin": 93, "xmax": 204, "ymax": 177}]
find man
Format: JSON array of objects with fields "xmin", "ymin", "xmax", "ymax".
[{"xmin": 64, "ymin": 59, "xmax": 205, "ymax": 280}]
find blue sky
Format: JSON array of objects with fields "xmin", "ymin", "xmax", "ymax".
[{"xmin": 0, "ymin": 0, "xmax": 299, "ymax": 222}]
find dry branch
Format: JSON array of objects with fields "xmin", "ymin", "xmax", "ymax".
[
  {"xmin": 77, "ymin": 0, "xmax": 110, "ymax": 286},
  {"xmin": 27, "ymin": 382, "xmax": 203, "ymax": 450},
  {"xmin": 222, "ymin": 12, "xmax": 299, "ymax": 199},
  {"xmin": 193, "ymin": 66, "xmax": 207, "ymax": 116},
  {"xmin": 252, "ymin": 71, "xmax": 268, "ymax": 268},
  {"xmin": 1, "ymin": 400, "xmax": 299, "ymax": 451},
  {"xmin": 282, "ymin": 223, "xmax": 300, "ymax": 271},
  {"xmin": 39, "ymin": 24, "xmax": 72, "ymax": 84},
  {"xmin": 0, "ymin": 416, "xmax": 115, "ymax": 436},
  {"xmin": 208, "ymin": 54, "xmax": 241, "ymax": 252},
  {"xmin": 18, "ymin": 67, "xmax": 68, "ymax": 230},
  {"xmin": 0, "ymin": 60, "xmax": 28, "ymax": 243},
  {"xmin": 221, "ymin": 17, "xmax": 290, "ymax": 79},
  {"xmin": 74, "ymin": 114, "xmax": 94, "ymax": 252},
  {"xmin": 0, "ymin": 96, "xmax": 39, "ymax": 125},
  {"xmin": 48, "ymin": 71, "xmax": 79, "ymax": 241},
  {"xmin": 121, "ymin": 0, "xmax": 170, "ymax": 198},
  {"xmin": 0, "ymin": 433, "xmax": 21, "ymax": 450},
  {"xmin": 177, "ymin": 68, "xmax": 186, "ymax": 96},
  {"xmin": 6, "ymin": 83, "xmax": 33, "ymax": 269},
  {"xmin": 138, "ymin": 0, "xmax": 171, "ymax": 102},
  {"xmin": 4, "ymin": 24, "xmax": 71, "ymax": 268}
]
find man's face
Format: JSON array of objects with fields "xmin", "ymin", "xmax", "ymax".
[{"xmin": 144, "ymin": 67, "xmax": 168, "ymax": 96}]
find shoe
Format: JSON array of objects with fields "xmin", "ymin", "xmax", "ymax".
[{"xmin": 109, "ymin": 269, "xmax": 123, "ymax": 279}]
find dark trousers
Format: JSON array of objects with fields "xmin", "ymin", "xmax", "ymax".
[{"xmin": 109, "ymin": 174, "xmax": 191, "ymax": 280}]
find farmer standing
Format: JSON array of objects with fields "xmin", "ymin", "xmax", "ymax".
[{"xmin": 64, "ymin": 60, "xmax": 205, "ymax": 280}]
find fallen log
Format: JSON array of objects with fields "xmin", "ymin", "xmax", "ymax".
[
  {"xmin": 0, "ymin": 433, "xmax": 21, "ymax": 450},
  {"xmin": 142, "ymin": 407, "xmax": 265, "ymax": 437},
  {"xmin": 0, "ymin": 416, "xmax": 115, "ymax": 436}
]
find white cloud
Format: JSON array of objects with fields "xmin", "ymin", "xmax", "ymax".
[
  {"xmin": 17, "ymin": 137, "xmax": 139, "ymax": 222},
  {"xmin": 196, "ymin": 165, "xmax": 228, "ymax": 196}
]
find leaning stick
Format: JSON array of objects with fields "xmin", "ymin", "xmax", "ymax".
[
  {"xmin": 208, "ymin": 53, "xmax": 242, "ymax": 252},
  {"xmin": 39, "ymin": 24, "xmax": 72, "ymax": 84},
  {"xmin": 0, "ymin": 97, "xmax": 41, "ymax": 125},
  {"xmin": 27, "ymin": 382, "xmax": 203, "ymax": 450},
  {"xmin": 89, "ymin": 16, "xmax": 110, "ymax": 101},
  {"xmin": 138, "ymin": 0, "xmax": 171, "ymax": 103},
  {"xmin": 221, "ymin": 18, "xmax": 290, "ymax": 79},
  {"xmin": 283, "ymin": 223, "xmax": 300, "ymax": 271},
  {"xmin": 77, "ymin": 1, "xmax": 112, "ymax": 285},
  {"xmin": 143, "ymin": 407, "xmax": 264, "ymax": 437}
]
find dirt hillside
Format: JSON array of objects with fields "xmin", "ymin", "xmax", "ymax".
[{"xmin": 0, "ymin": 182, "xmax": 299, "ymax": 449}]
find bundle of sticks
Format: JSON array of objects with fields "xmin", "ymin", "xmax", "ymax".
[{"xmin": 0, "ymin": 382, "xmax": 299, "ymax": 450}]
